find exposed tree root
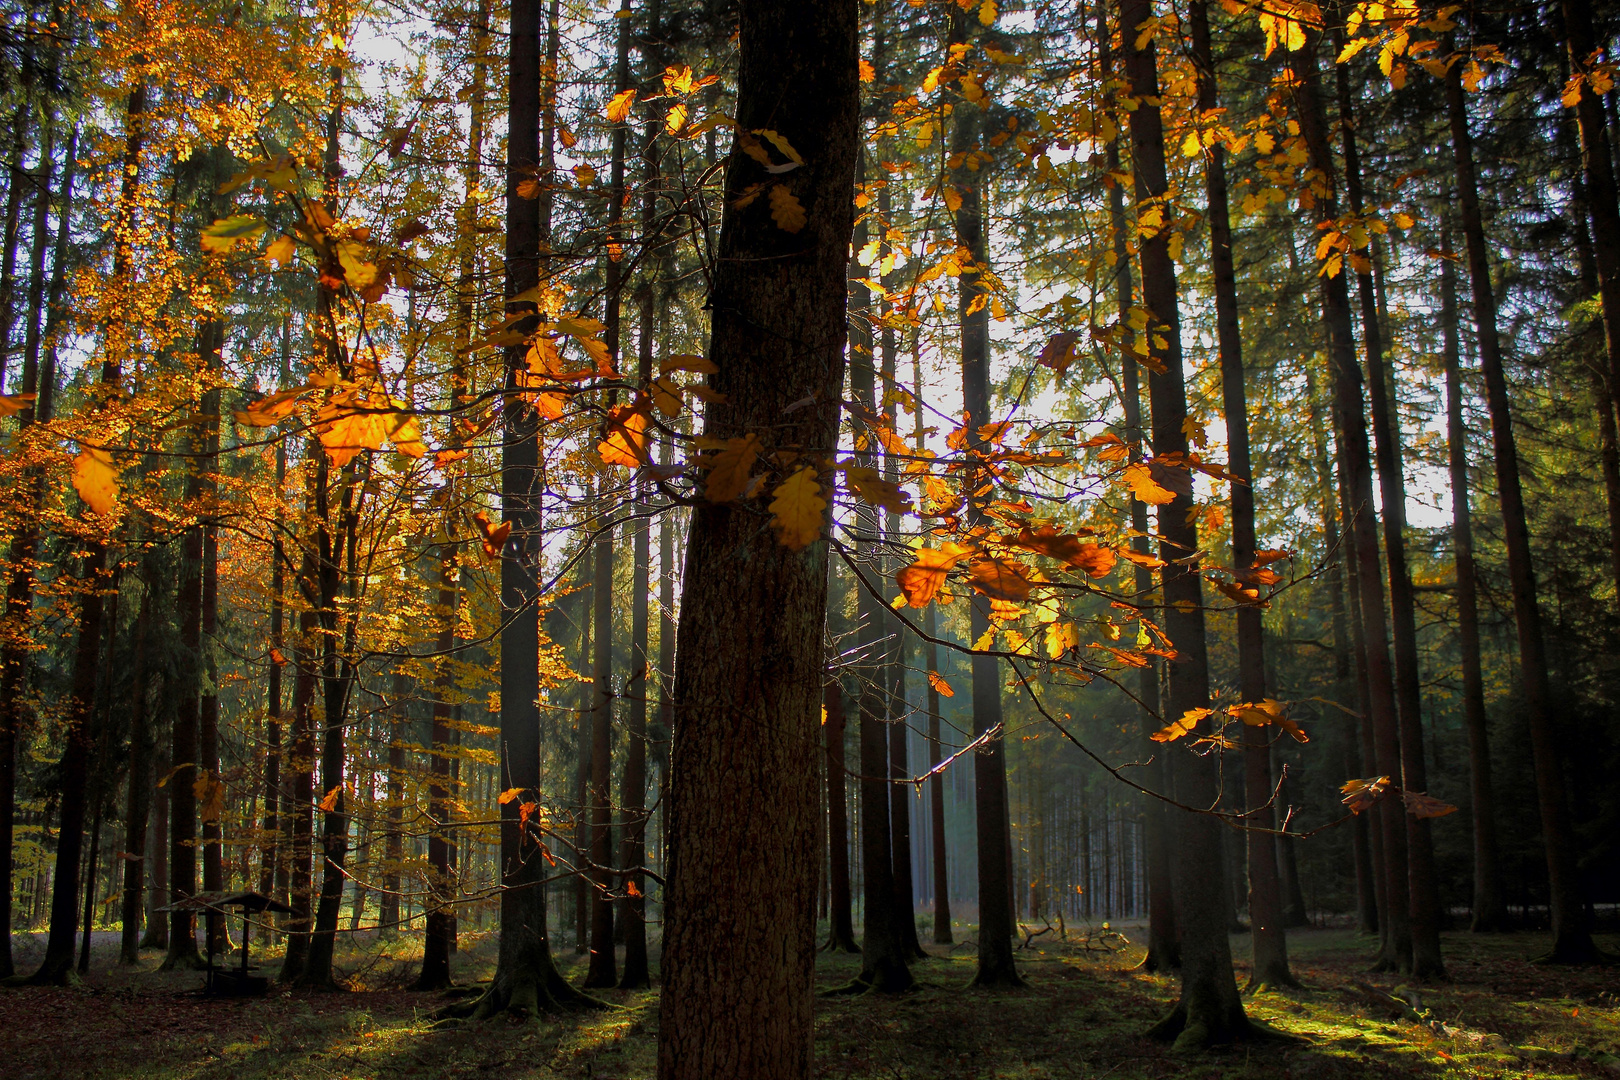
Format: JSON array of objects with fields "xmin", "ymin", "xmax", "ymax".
[
  {"xmin": 822, "ymin": 961, "xmax": 914, "ymax": 996},
  {"xmin": 434, "ymin": 968, "xmax": 607, "ymax": 1022},
  {"xmin": 1147, "ymin": 999, "xmax": 1302, "ymax": 1053}
]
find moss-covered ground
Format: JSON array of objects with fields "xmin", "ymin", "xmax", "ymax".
[{"xmin": 3, "ymin": 923, "xmax": 1615, "ymax": 1079}]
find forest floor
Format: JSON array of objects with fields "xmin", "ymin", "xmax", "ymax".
[{"xmin": 0, "ymin": 923, "xmax": 1616, "ymax": 1079}]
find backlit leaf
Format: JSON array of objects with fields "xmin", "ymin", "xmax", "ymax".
[
  {"xmin": 896, "ymin": 545, "xmax": 969, "ymax": 608},
  {"xmin": 598, "ymin": 401, "xmax": 653, "ymax": 468},
  {"xmin": 1151, "ymin": 706, "xmax": 1212, "ymax": 743},
  {"xmin": 472, "ymin": 510, "xmax": 512, "ymax": 561},
  {"xmin": 200, "ymin": 214, "xmax": 266, "ymax": 254},
  {"xmin": 1122, "ymin": 461, "xmax": 1176, "ymax": 504},
  {"xmin": 927, "ymin": 670, "xmax": 955, "ymax": 698},
  {"xmin": 843, "ymin": 464, "xmax": 912, "ymax": 513},
  {"xmin": 968, "ymin": 555, "xmax": 1032, "ymax": 601},
  {"xmin": 606, "ymin": 89, "xmax": 636, "ymax": 122},
  {"xmin": 0, "ymin": 392, "xmax": 37, "ymax": 417},
  {"xmin": 72, "ymin": 448, "xmax": 120, "ymax": 515}
]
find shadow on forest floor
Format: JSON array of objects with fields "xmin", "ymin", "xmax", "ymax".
[{"xmin": 1, "ymin": 925, "xmax": 1616, "ymax": 1078}]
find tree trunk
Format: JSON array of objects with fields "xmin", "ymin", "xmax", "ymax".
[
  {"xmin": 1122, "ymin": 0, "xmax": 1252, "ymax": 1046},
  {"xmin": 198, "ymin": 324, "xmax": 225, "ymax": 958},
  {"xmin": 141, "ymin": 744, "xmax": 169, "ymax": 950},
  {"xmin": 1190, "ymin": 0, "xmax": 1294, "ymax": 992},
  {"xmin": 416, "ymin": 552, "xmax": 459, "ymax": 990},
  {"xmin": 1438, "ymin": 225, "xmax": 1505, "ymax": 933},
  {"xmin": 923, "ymin": 604, "xmax": 952, "ymax": 945},
  {"xmin": 1286, "ymin": 33, "xmax": 1411, "ymax": 974},
  {"xmin": 278, "ymin": 557, "xmax": 319, "ymax": 983},
  {"xmin": 947, "ymin": 4, "xmax": 1020, "ymax": 990},
  {"xmin": 119, "ymin": 584, "xmax": 154, "ymax": 963},
  {"xmin": 1445, "ymin": 43, "xmax": 1601, "ymax": 964},
  {"xmin": 655, "ymin": 0, "xmax": 858, "ymax": 1072},
  {"xmin": 1333, "ymin": 52, "xmax": 1445, "ymax": 980},
  {"xmin": 452, "ymin": 0, "xmax": 588, "ymax": 1017},
  {"xmin": 824, "ymin": 659, "xmax": 858, "ymax": 952}
]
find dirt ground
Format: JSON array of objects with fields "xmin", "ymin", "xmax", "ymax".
[{"xmin": 1, "ymin": 923, "xmax": 1616, "ymax": 1079}]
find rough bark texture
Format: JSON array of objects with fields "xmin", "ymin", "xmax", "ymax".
[
  {"xmin": 654, "ymin": 0, "xmax": 858, "ymax": 1073},
  {"xmin": 1123, "ymin": 0, "xmax": 1253, "ymax": 1047},
  {"xmin": 1445, "ymin": 46, "xmax": 1600, "ymax": 965},
  {"xmin": 119, "ymin": 585, "xmax": 154, "ymax": 963},
  {"xmin": 416, "ymin": 553, "xmax": 459, "ymax": 990}
]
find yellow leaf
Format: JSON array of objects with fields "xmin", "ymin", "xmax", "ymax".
[
  {"xmin": 386, "ymin": 409, "xmax": 427, "ymax": 458},
  {"xmin": 1046, "ymin": 621, "xmax": 1080, "ymax": 659},
  {"xmin": 573, "ymin": 163, "xmax": 597, "ymax": 187},
  {"xmin": 943, "ymin": 186, "xmax": 963, "ymax": 213},
  {"xmin": 754, "ymin": 128, "xmax": 804, "ymax": 165},
  {"xmin": 843, "ymin": 463, "xmax": 912, "ymax": 513},
  {"xmin": 651, "ymin": 375, "xmax": 683, "ymax": 417},
  {"xmin": 664, "ymin": 101, "xmax": 689, "ymax": 135},
  {"xmin": 702, "ymin": 434, "xmax": 761, "ymax": 503},
  {"xmin": 72, "ymin": 448, "xmax": 120, "ymax": 515},
  {"xmin": 978, "ymin": 0, "xmax": 996, "ymax": 25},
  {"xmin": 196, "ymin": 776, "xmax": 226, "ymax": 823},
  {"xmin": 1181, "ymin": 130, "xmax": 1202, "ymax": 157},
  {"xmin": 768, "ymin": 467, "xmax": 825, "ymax": 550},
  {"xmin": 336, "ymin": 239, "xmax": 380, "ymax": 291},
  {"xmin": 264, "ymin": 234, "xmax": 296, "ymax": 267},
  {"xmin": 314, "ymin": 391, "xmax": 389, "ymax": 467},
  {"xmin": 0, "ymin": 392, "xmax": 37, "ymax": 417},
  {"xmin": 234, "ymin": 385, "xmax": 308, "ymax": 427},
  {"xmin": 1122, "ymin": 461, "xmax": 1176, "ymax": 504},
  {"xmin": 769, "ymin": 185, "xmax": 806, "ymax": 233},
  {"xmin": 606, "ymin": 89, "xmax": 636, "ymax": 122},
  {"xmin": 1151, "ymin": 706, "xmax": 1212, "ymax": 743},
  {"xmin": 1461, "ymin": 60, "xmax": 1485, "ymax": 93}
]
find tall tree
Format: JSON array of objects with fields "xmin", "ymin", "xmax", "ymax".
[
  {"xmin": 655, "ymin": 0, "xmax": 859, "ymax": 1072},
  {"xmin": 1189, "ymin": 0, "xmax": 1294, "ymax": 992},
  {"xmin": 1444, "ymin": 31, "xmax": 1603, "ymax": 965}
]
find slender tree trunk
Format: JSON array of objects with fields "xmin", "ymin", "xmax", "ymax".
[
  {"xmin": 278, "ymin": 550, "xmax": 319, "ymax": 983},
  {"xmin": 824, "ymin": 657, "xmax": 858, "ymax": 952},
  {"xmin": 197, "ymin": 323, "xmax": 225, "ymax": 958},
  {"xmin": 947, "ymin": 5, "xmax": 1020, "ymax": 990},
  {"xmin": 1286, "ymin": 34, "xmax": 1412, "ymax": 974},
  {"xmin": 378, "ymin": 671, "xmax": 405, "ymax": 937},
  {"xmin": 1189, "ymin": 0, "xmax": 1293, "ymax": 992},
  {"xmin": 1121, "ymin": 0, "xmax": 1253, "ymax": 1046},
  {"xmin": 1332, "ymin": 51, "xmax": 1445, "ymax": 980},
  {"xmin": 1445, "ymin": 45, "xmax": 1601, "ymax": 964},
  {"xmin": 416, "ymin": 552, "xmax": 459, "ymax": 990},
  {"xmin": 454, "ymin": 0, "xmax": 587, "ymax": 1016},
  {"xmin": 142, "ymin": 743, "xmax": 169, "ymax": 950},
  {"xmin": 923, "ymin": 602, "xmax": 952, "ymax": 945},
  {"xmin": 655, "ymin": 1, "xmax": 858, "ymax": 1071},
  {"xmin": 119, "ymin": 585, "xmax": 154, "ymax": 963},
  {"xmin": 1438, "ymin": 233, "xmax": 1505, "ymax": 933}
]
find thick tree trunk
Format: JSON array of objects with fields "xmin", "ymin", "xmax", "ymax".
[
  {"xmin": 1445, "ymin": 47, "xmax": 1601, "ymax": 964},
  {"xmin": 141, "ymin": 745, "xmax": 169, "ymax": 950},
  {"xmin": 1122, "ymin": 0, "xmax": 1253, "ymax": 1046},
  {"xmin": 278, "ymin": 571, "xmax": 318, "ymax": 983},
  {"xmin": 1286, "ymin": 34, "xmax": 1411, "ymax": 974},
  {"xmin": 655, "ymin": 1, "xmax": 858, "ymax": 1073},
  {"xmin": 1190, "ymin": 0, "xmax": 1294, "ymax": 992}
]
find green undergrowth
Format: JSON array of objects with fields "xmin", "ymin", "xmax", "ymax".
[{"xmin": 2, "ymin": 926, "xmax": 1615, "ymax": 1078}]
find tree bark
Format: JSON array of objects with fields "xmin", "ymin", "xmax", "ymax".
[
  {"xmin": 1190, "ymin": 0, "xmax": 1294, "ymax": 992},
  {"xmin": 1122, "ymin": 0, "xmax": 1252, "ymax": 1046},
  {"xmin": 824, "ymin": 659, "xmax": 858, "ymax": 952},
  {"xmin": 1445, "ymin": 43, "xmax": 1601, "ymax": 964},
  {"xmin": 119, "ymin": 583, "xmax": 154, "ymax": 963},
  {"xmin": 1285, "ymin": 33, "xmax": 1411, "ymax": 974},
  {"xmin": 1438, "ymin": 230, "xmax": 1505, "ymax": 933},
  {"xmin": 416, "ymin": 551, "xmax": 459, "ymax": 990},
  {"xmin": 655, "ymin": 0, "xmax": 858, "ymax": 1072},
  {"xmin": 1333, "ymin": 51, "xmax": 1445, "ymax": 980}
]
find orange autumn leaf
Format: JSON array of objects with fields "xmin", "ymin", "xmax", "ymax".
[
  {"xmin": 702, "ymin": 434, "xmax": 761, "ymax": 503},
  {"xmin": 472, "ymin": 510, "xmax": 512, "ymax": 561},
  {"xmin": 1122, "ymin": 461, "xmax": 1176, "ymax": 504},
  {"xmin": 967, "ymin": 555, "xmax": 1032, "ymax": 602},
  {"xmin": 1012, "ymin": 525, "xmax": 1116, "ymax": 578},
  {"xmin": 1151, "ymin": 706, "xmax": 1212, "ymax": 743},
  {"xmin": 598, "ymin": 401, "xmax": 654, "ymax": 468},
  {"xmin": 896, "ymin": 545, "xmax": 970, "ymax": 608},
  {"xmin": 927, "ymin": 670, "xmax": 955, "ymax": 698},
  {"xmin": 72, "ymin": 448, "xmax": 120, "ymax": 515}
]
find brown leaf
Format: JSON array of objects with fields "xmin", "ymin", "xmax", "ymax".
[{"xmin": 968, "ymin": 555, "xmax": 1032, "ymax": 602}]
